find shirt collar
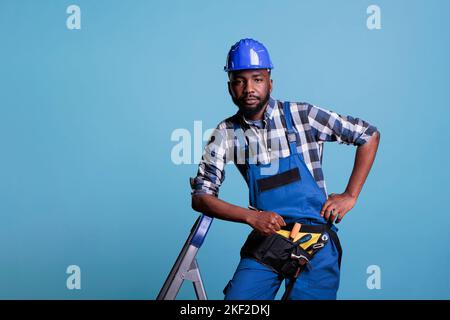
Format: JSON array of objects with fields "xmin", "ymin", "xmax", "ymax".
[{"xmin": 264, "ymin": 96, "xmax": 277, "ymax": 120}]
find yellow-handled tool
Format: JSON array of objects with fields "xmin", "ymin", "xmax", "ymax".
[{"xmin": 289, "ymin": 223, "xmax": 302, "ymax": 240}]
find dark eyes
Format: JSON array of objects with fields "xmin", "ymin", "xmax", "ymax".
[{"xmin": 232, "ymin": 78, "xmax": 263, "ymax": 85}]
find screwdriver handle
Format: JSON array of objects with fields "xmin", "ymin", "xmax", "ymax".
[{"xmin": 290, "ymin": 223, "xmax": 302, "ymax": 240}]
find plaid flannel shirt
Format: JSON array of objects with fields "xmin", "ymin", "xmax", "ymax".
[{"xmin": 191, "ymin": 97, "xmax": 378, "ymax": 198}]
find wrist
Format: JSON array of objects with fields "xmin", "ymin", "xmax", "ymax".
[
  {"xmin": 344, "ymin": 190, "xmax": 358, "ymax": 200},
  {"xmin": 244, "ymin": 210, "xmax": 258, "ymax": 226}
]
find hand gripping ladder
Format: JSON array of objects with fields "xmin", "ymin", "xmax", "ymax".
[{"xmin": 156, "ymin": 214, "xmax": 213, "ymax": 300}]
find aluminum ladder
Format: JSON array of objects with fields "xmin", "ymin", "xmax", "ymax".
[{"xmin": 156, "ymin": 214, "xmax": 213, "ymax": 300}]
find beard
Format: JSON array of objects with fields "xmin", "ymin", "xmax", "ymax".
[{"xmin": 232, "ymin": 91, "xmax": 270, "ymax": 118}]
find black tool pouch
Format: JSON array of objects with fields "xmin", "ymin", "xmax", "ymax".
[{"xmin": 240, "ymin": 230, "xmax": 313, "ymax": 278}]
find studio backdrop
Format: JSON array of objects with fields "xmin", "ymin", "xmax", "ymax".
[{"xmin": 0, "ymin": 0, "xmax": 449, "ymax": 299}]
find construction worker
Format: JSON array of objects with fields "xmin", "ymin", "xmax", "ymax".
[{"xmin": 190, "ymin": 38, "xmax": 380, "ymax": 300}]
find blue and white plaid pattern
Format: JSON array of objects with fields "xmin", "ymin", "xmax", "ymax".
[{"xmin": 191, "ymin": 97, "xmax": 378, "ymax": 197}]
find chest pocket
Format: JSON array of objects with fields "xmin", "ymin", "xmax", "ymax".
[{"xmin": 256, "ymin": 167, "xmax": 301, "ymax": 192}]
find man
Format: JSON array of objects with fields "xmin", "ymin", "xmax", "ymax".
[{"xmin": 190, "ymin": 38, "xmax": 380, "ymax": 300}]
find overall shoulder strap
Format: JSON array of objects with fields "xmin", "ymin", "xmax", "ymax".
[{"xmin": 282, "ymin": 101, "xmax": 298, "ymax": 155}]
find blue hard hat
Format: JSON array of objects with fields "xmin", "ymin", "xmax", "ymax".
[{"xmin": 224, "ymin": 38, "xmax": 274, "ymax": 72}]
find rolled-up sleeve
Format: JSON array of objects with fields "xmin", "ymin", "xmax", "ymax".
[
  {"xmin": 306, "ymin": 104, "xmax": 378, "ymax": 146},
  {"xmin": 190, "ymin": 123, "xmax": 228, "ymax": 197}
]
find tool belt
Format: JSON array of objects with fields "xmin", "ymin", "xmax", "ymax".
[{"xmin": 240, "ymin": 223, "xmax": 342, "ymax": 280}]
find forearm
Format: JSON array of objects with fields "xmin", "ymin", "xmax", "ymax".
[
  {"xmin": 191, "ymin": 194, "xmax": 256, "ymax": 225},
  {"xmin": 345, "ymin": 131, "xmax": 380, "ymax": 199}
]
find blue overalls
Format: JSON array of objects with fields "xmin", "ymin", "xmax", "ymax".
[{"xmin": 224, "ymin": 102, "xmax": 342, "ymax": 300}]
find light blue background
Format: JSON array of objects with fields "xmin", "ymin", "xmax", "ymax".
[{"xmin": 0, "ymin": 0, "xmax": 449, "ymax": 299}]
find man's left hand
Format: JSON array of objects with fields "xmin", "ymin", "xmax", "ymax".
[{"xmin": 320, "ymin": 192, "xmax": 357, "ymax": 224}]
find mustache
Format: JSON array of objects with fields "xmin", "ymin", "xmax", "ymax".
[{"xmin": 239, "ymin": 95, "xmax": 260, "ymax": 101}]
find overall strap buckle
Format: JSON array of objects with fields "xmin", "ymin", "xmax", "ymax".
[{"xmin": 287, "ymin": 132, "xmax": 297, "ymax": 143}]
